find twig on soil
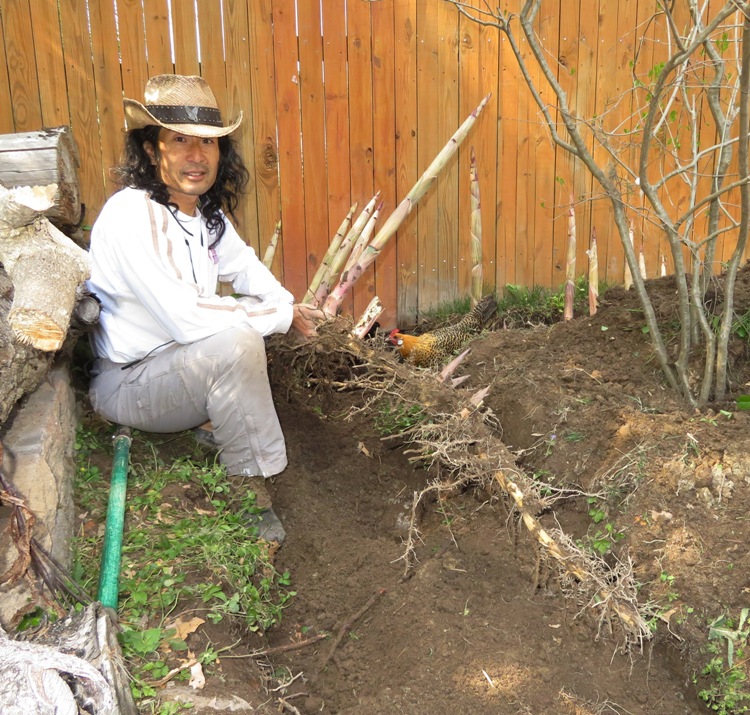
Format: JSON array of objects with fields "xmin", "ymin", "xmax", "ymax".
[
  {"xmin": 321, "ymin": 588, "xmax": 387, "ymax": 668},
  {"xmin": 149, "ymin": 657, "xmax": 199, "ymax": 687},
  {"xmin": 235, "ymin": 634, "xmax": 328, "ymax": 659},
  {"xmin": 277, "ymin": 696, "xmax": 303, "ymax": 714}
]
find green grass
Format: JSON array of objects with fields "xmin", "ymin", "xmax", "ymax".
[
  {"xmin": 416, "ymin": 279, "xmax": 600, "ymax": 331},
  {"xmin": 72, "ymin": 419, "xmax": 294, "ymax": 708}
]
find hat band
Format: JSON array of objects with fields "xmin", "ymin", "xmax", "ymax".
[{"xmin": 148, "ymin": 104, "xmax": 223, "ymax": 127}]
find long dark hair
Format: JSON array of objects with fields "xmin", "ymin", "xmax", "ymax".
[{"xmin": 113, "ymin": 125, "xmax": 250, "ymax": 247}]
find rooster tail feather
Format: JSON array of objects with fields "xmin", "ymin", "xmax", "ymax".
[{"xmin": 472, "ymin": 294, "xmax": 498, "ymax": 327}]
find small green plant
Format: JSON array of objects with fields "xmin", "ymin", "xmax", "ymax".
[
  {"xmin": 588, "ymin": 522, "xmax": 626, "ymax": 556},
  {"xmin": 73, "ymin": 425, "xmax": 294, "ymax": 708},
  {"xmin": 697, "ymin": 609, "xmax": 750, "ymax": 714},
  {"xmin": 579, "ymin": 499, "xmax": 625, "ymax": 556},
  {"xmin": 374, "ymin": 401, "xmax": 426, "ymax": 436}
]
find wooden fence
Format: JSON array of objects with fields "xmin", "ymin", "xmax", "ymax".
[{"xmin": 0, "ymin": 0, "xmax": 744, "ymax": 325}]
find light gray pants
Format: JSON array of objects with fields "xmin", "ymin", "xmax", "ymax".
[{"xmin": 88, "ymin": 325, "xmax": 287, "ymax": 477}]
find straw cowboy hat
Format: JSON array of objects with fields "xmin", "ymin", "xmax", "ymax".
[{"xmin": 123, "ymin": 74, "xmax": 242, "ymax": 138}]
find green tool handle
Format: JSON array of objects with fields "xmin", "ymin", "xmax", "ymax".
[{"xmin": 97, "ymin": 427, "xmax": 132, "ymax": 610}]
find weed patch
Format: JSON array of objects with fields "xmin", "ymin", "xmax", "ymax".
[{"xmin": 73, "ymin": 419, "xmax": 294, "ymax": 708}]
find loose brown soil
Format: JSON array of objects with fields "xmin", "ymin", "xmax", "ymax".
[{"xmin": 101, "ymin": 270, "xmax": 750, "ymax": 714}]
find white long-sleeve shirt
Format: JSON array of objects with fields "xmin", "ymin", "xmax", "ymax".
[{"xmin": 87, "ymin": 187, "xmax": 294, "ymax": 363}]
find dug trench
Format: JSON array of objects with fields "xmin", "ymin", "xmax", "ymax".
[{"xmin": 83, "ymin": 270, "xmax": 750, "ymax": 714}]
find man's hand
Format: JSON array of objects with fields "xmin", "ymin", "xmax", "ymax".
[{"xmin": 291, "ymin": 304, "xmax": 326, "ymax": 339}]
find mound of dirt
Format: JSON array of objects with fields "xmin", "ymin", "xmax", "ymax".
[{"xmin": 111, "ymin": 269, "xmax": 750, "ymax": 714}]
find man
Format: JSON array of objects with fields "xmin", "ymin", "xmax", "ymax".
[{"xmin": 87, "ymin": 74, "xmax": 321, "ymax": 544}]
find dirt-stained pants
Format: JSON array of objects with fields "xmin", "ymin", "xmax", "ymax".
[{"xmin": 88, "ymin": 325, "xmax": 287, "ymax": 477}]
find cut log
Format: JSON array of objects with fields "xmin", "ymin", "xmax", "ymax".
[
  {"xmin": 0, "ymin": 184, "xmax": 90, "ymax": 352},
  {"xmin": 0, "ymin": 127, "xmax": 82, "ymax": 230},
  {"xmin": 0, "ymin": 268, "xmax": 54, "ymax": 423}
]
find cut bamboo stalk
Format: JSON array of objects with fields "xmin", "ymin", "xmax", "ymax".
[
  {"xmin": 303, "ymin": 203, "xmax": 357, "ymax": 306},
  {"xmin": 350, "ymin": 296, "xmax": 383, "ymax": 340},
  {"xmin": 345, "ymin": 201, "xmax": 382, "ymax": 274},
  {"xmin": 638, "ymin": 245, "xmax": 647, "ymax": 279},
  {"xmin": 437, "ymin": 347, "xmax": 471, "ymax": 384},
  {"xmin": 469, "ymin": 147, "xmax": 483, "ymax": 308},
  {"xmin": 262, "ymin": 220, "xmax": 281, "ymax": 270},
  {"xmin": 322, "ymin": 93, "xmax": 492, "ymax": 317},
  {"xmin": 313, "ymin": 194, "xmax": 380, "ymax": 307},
  {"xmin": 624, "ymin": 220, "xmax": 634, "ymax": 291},
  {"xmin": 563, "ymin": 196, "xmax": 576, "ymax": 322},
  {"xmin": 660, "ymin": 254, "xmax": 667, "ymax": 277},
  {"xmin": 586, "ymin": 227, "xmax": 599, "ymax": 317}
]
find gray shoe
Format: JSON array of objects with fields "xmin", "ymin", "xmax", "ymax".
[
  {"xmin": 246, "ymin": 507, "xmax": 287, "ymax": 544},
  {"xmin": 243, "ymin": 476, "xmax": 286, "ymax": 544},
  {"xmin": 192, "ymin": 427, "xmax": 218, "ymax": 449}
]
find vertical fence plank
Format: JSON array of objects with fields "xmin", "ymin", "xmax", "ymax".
[
  {"xmin": 196, "ymin": 0, "xmax": 227, "ymax": 111},
  {"xmin": 589, "ymin": 0, "xmax": 617, "ymax": 285},
  {"xmin": 372, "ymin": 0, "xmax": 398, "ymax": 326},
  {"xmin": 58, "ymin": 0, "xmax": 105, "ymax": 233},
  {"xmin": 248, "ymin": 0, "xmax": 282, "ymax": 274},
  {"xmin": 347, "ymin": 0, "xmax": 375, "ymax": 316},
  {"xmin": 552, "ymin": 0, "xmax": 580, "ymax": 291},
  {"xmin": 530, "ymin": 2, "xmax": 559, "ymax": 291},
  {"xmin": 457, "ymin": 0, "xmax": 499, "ymax": 299},
  {"xmin": 394, "ymin": 0, "xmax": 419, "ymax": 324},
  {"xmin": 321, "ymin": 0, "xmax": 351, "ymax": 273},
  {"xmin": 436, "ymin": 0, "xmax": 460, "ymax": 305},
  {"xmin": 498, "ymin": 28, "xmax": 519, "ymax": 290},
  {"xmin": 297, "ymin": 0, "xmax": 329, "ymax": 285},
  {"xmin": 89, "ymin": 0, "xmax": 125, "ymax": 203},
  {"xmin": 224, "ymin": 0, "xmax": 259, "ymax": 251},
  {"xmin": 272, "ymin": 0, "xmax": 307, "ymax": 300},
  {"xmin": 573, "ymin": 0, "xmax": 598, "ymax": 284},
  {"xmin": 416, "ymin": 0, "xmax": 440, "ymax": 313},
  {"xmin": 32, "ymin": 3, "xmax": 69, "ymax": 127},
  {"xmin": 144, "ymin": 0, "xmax": 174, "ymax": 77},
  {"xmin": 117, "ymin": 0, "xmax": 149, "ymax": 102},
  {"xmin": 0, "ymin": 5, "xmax": 14, "ymax": 134},
  {"xmin": 173, "ymin": 0, "xmax": 200, "ymax": 76},
  {"xmin": 629, "ymin": 0, "xmax": 661, "ymax": 284},
  {"xmin": 2, "ymin": 0, "xmax": 42, "ymax": 131},
  {"xmin": 605, "ymin": 0, "xmax": 639, "ymax": 283},
  {"xmin": 513, "ymin": 21, "xmax": 532, "ymax": 288}
]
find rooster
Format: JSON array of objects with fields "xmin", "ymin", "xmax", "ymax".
[{"xmin": 388, "ymin": 294, "xmax": 498, "ymax": 367}]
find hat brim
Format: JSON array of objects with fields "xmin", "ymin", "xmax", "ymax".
[{"xmin": 123, "ymin": 99, "xmax": 242, "ymax": 138}]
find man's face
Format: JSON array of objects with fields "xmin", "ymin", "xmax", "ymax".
[{"xmin": 145, "ymin": 128, "xmax": 220, "ymax": 214}]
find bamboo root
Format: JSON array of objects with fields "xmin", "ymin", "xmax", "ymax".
[{"xmin": 493, "ymin": 470, "xmax": 650, "ymax": 642}]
